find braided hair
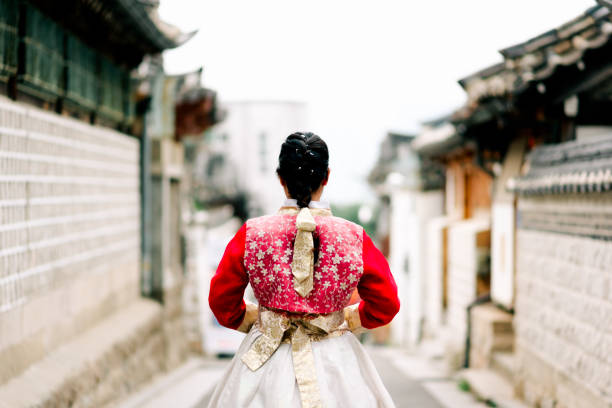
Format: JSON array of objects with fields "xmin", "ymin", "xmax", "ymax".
[{"xmin": 276, "ymin": 132, "xmax": 329, "ymax": 208}]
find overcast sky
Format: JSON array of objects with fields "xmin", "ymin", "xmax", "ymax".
[{"xmin": 159, "ymin": 0, "xmax": 595, "ymax": 204}]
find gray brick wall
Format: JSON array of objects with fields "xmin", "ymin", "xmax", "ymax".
[
  {"xmin": 0, "ymin": 96, "xmax": 141, "ymax": 382},
  {"xmin": 515, "ymin": 195, "xmax": 612, "ymax": 407}
]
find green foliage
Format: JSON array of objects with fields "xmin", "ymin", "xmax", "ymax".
[
  {"xmin": 330, "ymin": 203, "xmax": 378, "ymax": 237},
  {"xmin": 457, "ymin": 379, "xmax": 471, "ymax": 392}
]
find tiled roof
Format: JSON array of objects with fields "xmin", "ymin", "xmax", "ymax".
[
  {"xmin": 414, "ymin": 6, "xmax": 612, "ymax": 159},
  {"xmin": 459, "ymin": 6, "xmax": 612, "ymax": 104},
  {"xmin": 411, "ymin": 121, "xmax": 460, "ymax": 155},
  {"xmin": 28, "ymin": 0, "xmax": 192, "ymax": 64},
  {"xmin": 508, "ymin": 136, "xmax": 612, "ymax": 195},
  {"xmin": 116, "ymin": 0, "xmax": 195, "ymax": 50}
]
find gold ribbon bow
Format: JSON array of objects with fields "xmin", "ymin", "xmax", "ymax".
[
  {"xmin": 242, "ymin": 308, "xmax": 347, "ymax": 408},
  {"xmin": 292, "ymin": 207, "xmax": 317, "ymax": 297}
]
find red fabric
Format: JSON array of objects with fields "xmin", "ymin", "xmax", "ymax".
[
  {"xmin": 209, "ymin": 224, "xmax": 400, "ymax": 330},
  {"xmin": 357, "ymin": 231, "xmax": 400, "ymax": 329},
  {"xmin": 208, "ymin": 223, "xmax": 249, "ymax": 329},
  {"xmin": 244, "ymin": 214, "xmax": 364, "ymax": 313}
]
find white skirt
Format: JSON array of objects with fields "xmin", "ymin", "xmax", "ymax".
[{"xmin": 207, "ymin": 328, "xmax": 395, "ymax": 408}]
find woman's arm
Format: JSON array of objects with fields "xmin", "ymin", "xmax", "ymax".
[
  {"xmin": 354, "ymin": 230, "xmax": 400, "ymax": 329},
  {"xmin": 208, "ymin": 223, "xmax": 254, "ymax": 331}
]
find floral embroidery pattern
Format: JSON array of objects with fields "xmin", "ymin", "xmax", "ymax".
[{"xmin": 245, "ymin": 214, "xmax": 364, "ymax": 313}]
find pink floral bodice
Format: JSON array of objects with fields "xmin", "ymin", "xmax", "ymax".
[{"xmin": 244, "ymin": 213, "xmax": 364, "ymax": 313}]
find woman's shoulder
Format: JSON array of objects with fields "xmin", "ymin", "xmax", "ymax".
[
  {"xmin": 245, "ymin": 213, "xmax": 295, "ymax": 232},
  {"xmin": 244, "ymin": 212, "xmax": 364, "ymax": 236}
]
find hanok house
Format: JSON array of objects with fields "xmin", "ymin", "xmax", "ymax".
[
  {"xmin": 413, "ymin": 4, "xmax": 612, "ymax": 407},
  {"xmin": 0, "ymin": 1, "xmax": 200, "ymax": 406},
  {"xmin": 411, "ymin": 116, "xmax": 496, "ymax": 368},
  {"xmin": 368, "ymin": 132, "xmax": 445, "ymax": 346}
]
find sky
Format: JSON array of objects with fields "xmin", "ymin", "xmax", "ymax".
[{"xmin": 159, "ymin": 0, "xmax": 595, "ymax": 204}]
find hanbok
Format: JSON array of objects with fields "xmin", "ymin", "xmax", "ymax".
[{"xmin": 207, "ymin": 202, "xmax": 400, "ymax": 408}]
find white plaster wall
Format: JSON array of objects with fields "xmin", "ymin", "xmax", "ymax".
[
  {"xmin": 424, "ymin": 216, "xmax": 452, "ymax": 335},
  {"xmin": 446, "ymin": 218, "xmax": 490, "ymax": 339},
  {"xmin": 389, "ymin": 189, "xmax": 443, "ymax": 346},
  {"xmin": 491, "ymin": 202, "xmax": 515, "ymax": 309},
  {"xmin": 388, "ymin": 189, "xmax": 413, "ymax": 346}
]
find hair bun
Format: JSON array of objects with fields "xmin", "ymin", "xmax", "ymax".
[{"xmin": 277, "ymin": 132, "xmax": 329, "ymax": 208}]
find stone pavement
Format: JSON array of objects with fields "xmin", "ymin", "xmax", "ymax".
[
  {"xmin": 370, "ymin": 345, "xmax": 489, "ymax": 408},
  {"xmin": 369, "ymin": 348, "xmax": 443, "ymax": 407},
  {"xmin": 118, "ymin": 358, "xmax": 229, "ymax": 408},
  {"xmin": 119, "ymin": 344, "xmax": 487, "ymax": 408}
]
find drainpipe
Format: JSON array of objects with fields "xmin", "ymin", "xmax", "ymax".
[
  {"xmin": 138, "ymin": 96, "xmax": 153, "ymax": 298},
  {"xmin": 464, "ymin": 292, "xmax": 491, "ymax": 368}
]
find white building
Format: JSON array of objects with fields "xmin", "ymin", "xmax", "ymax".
[
  {"xmin": 369, "ymin": 133, "xmax": 445, "ymax": 346},
  {"xmin": 213, "ymin": 101, "xmax": 309, "ymax": 216}
]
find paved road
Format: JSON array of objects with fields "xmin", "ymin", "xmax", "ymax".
[{"xmin": 370, "ymin": 350, "xmax": 443, "ymax": 407}]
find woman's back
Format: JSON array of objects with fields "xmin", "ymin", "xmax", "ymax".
[
  {"xmin": 207, "ymin": 132, "xmax": 399, "ymax": 408},
  {"xmin": 245, "ymin": 210, "xmax": 363, "ymax": 313}
]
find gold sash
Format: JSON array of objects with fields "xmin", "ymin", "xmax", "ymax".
[
  {"xmin": 241, "ymin": 307, "xmax": 349, "ymax": 408},
  {"xmin": 277, "ymin": 206, "xmax": 333, "ymax": 298},
  {"xmin": 292, "ymin": 208, "xmax": 317, "ymax": 297}
]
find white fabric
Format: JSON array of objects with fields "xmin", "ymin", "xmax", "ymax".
[
  {"xmin": 283, "ymin": 198, "xmax": 331, "ymax": 209},
  {"xmin": 207, "ymin": 328, "xmax": 395, "ymax": 408}
]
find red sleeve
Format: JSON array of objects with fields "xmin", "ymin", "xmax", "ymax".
[
  {"xmin": 357, "ymin": 231, "xmax": 400, "ymax": 329},
  {"xmin": 208, "ymin": 223, "xmax": 249, "ymax": 330}
]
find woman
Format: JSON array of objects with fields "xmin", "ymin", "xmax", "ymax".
[{"xmin": 208, "ymin": 132, "xmax": 400, "ymax": 408}]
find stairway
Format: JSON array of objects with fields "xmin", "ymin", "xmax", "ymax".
[
  {"xmin": 458, "ymin": 351, "xmax": 528, "ymax": 408},
  {"xmin": 458, "ymin": 303, "xmax": 528, "ymax": 407}
]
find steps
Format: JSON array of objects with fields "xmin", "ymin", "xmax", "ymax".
[
  {"xmin": 0, "ymin": 299, "xmax": 164, "ymax": 408},
  {"xmin": 491, "ymin": 351, "xmax": 515, "ymax": 383},
  {"xmin": 458, "ymin": 368, "xmax": 528, "ymax": 408}
]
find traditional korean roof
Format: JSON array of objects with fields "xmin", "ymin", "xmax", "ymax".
[
  {"xmin": 368, "ymin": 132, "xmax": 418, "ymax": 187},
  {"xmin": 369, "ymin": 132, "xmax": 445, "ymax": 192},
  {"xmin": 27, "ymin": 0, "xmax": 193, "ymax": 67},
  {"xmin": 507, "ymin": 135, "xmax": 612, "ymax": 195},
  {"xmin": 174, "ymin": 69, "xmax": 226, "ymax": 139},
  {"xmin": 115, "ymin": 0, "xmax": 194, "ymax": 51},
  {"xmin": 411, "ymin": 120, "xmax": 460, "ymax": 155},
  {"xmin": 416, "ymin": 5, "xmax": 612, "ymax": 158},
  {"xmin": 597, "ymin": 0, "xmax": 612, "ymax": 10},
  {"xmin": 459, "ymin": 6, "xmax": 612, "ymax": 105}
]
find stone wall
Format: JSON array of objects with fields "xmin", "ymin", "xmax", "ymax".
[
  {"xmin": 0, "ymin": 96, "xmax": 141, "ymax": 383},
  {"xmin": 515, "ymin": 194, "xmax": 612, "ymax": 408}
]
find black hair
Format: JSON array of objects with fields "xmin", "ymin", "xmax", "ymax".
[{"xmin": 276, "ymin": 132, "xmax": 329, "ymax": 208}]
